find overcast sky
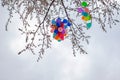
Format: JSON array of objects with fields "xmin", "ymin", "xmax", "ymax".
[{"xmin": 0, "ymin": 1, "xmax": 120, "ymax": 80}]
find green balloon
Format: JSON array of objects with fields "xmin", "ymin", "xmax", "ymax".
[
  {"xmin": 58, "ymin": 40, "xmax": 61, "ymax": 42},
  {"xmin": 81, "ymin": 1, "xmax": 88, "ymax": 7},
  {"xmin": 86, "ymin": 15, "xmax": 91, "ymax": 20}
]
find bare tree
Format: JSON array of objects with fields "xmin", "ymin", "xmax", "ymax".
[{"xmin": 1, "ymin": 0, "xmax": 120, "ymax": 61}]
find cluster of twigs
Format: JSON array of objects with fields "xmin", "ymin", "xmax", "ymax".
[{"xmin": 1, "ymin": 0, "xmax": 120, "ymax": 61}]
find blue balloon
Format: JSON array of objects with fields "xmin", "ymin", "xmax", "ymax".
[
  {"xmin": 82, "ymin": 12, "xmax": 88, "ymax": 17},
  {"xmin": 53, "ymin": 33, "xmax": 57, "ymax": 38},
  {"xmin": 64, "ymin": 25, "xmax": 67, "ymax": 29},
  {"xmin": 52, "ymin": 19, "xmax": 56, "ymax": 25},
  {"xmin": 63, "ymin": 19, "xmax": 68, "ymax": 23},
  {"xmin": 67, "ymin": 22, "xmax": 72, "ymax": 26},
  {"xmin": 57, "ymin": 17, "xmax": 61, "ymax": 20},
  {"xmin": 56, "ymin": 22, "xmax": 61, "ymax": 27},
  {"xmin": 54, "ymin": 30, "xmax": 58, "ymax": 34}
]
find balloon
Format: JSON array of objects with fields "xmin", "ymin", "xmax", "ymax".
[
  {"xmin": 81, "ymin": 16, "xmax": 85, "ymax": 20},
  {"xmin": 54, "ymin": 30, "xmax": 58, "ymax": 34},
  {"xmin": 77, "ymin": 8, "xmax": 84, "ymax": 13},
  {"xmin": 50, "ymin": 28, "xmax": 55, "ymax": 33},
  {"xmin": 58, "ymin": 27, "xmax": 63, "ymax": 32},
  {"xmin": 62, "ymin": 29, "xmax": 65, "ymax": 34},
  {"xmin": 53, "ymin": 33, "xmax": 57, "ymax": 38},
  {"xmin": 84, "ymin": 8, "xmax": 90, "ymax": 13},
  {"xmin": 54, "ymin": 35, "xmax": 60, "ymax": 40},
  {"xmin": 64, "ymin": 25, "xmax": 68, "ymax": 29},
  {"xmin": 61, "ymin": 23, "xmax": 64, "ymax": 28},
  {"xmin": 86, "ymin": 23, "xmax": 92, "ymax": 29},
  {"xmin": 56, "ymin": 17, "xmax": 61, "ymax": 22},
  {"xmin": 63, "ymin": 19, "xmax": 68, "ymax": 23},
  {"xmin": 56, "ymin": 18, "xmax": 61, "ymax": 26},
  {"xmin": 86, "ymin": 15, "xmax": 91, "ymax": 20},
  {"xmin": 56, "ymin": 22, "xmax": 61, "ymax": 27},
  {"xmin": 51, "ymin": 25, "xmax": 56, "ymax": 30},
  {"xmin": 58, "ymin": 40, "xmax": 61, "ymax": 42},
  {"xmin": 81, "ymin": 1, "xmax": 88, "ymax": 7},
  {"xmin": 58, "ymin": 33, "xmax": 64, "ymax": 40},
  {"xmin": 82, "ymin": 12, "xmax": 88, "ymax": 17},
  {"xmin": 52, "ymin": 19, "xmax": 56, "ymax": 25},
  {"xmin": 67, "ymin": 22, "xmax": 72, "ymax": 26}
]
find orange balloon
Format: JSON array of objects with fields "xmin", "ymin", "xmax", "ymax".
[
  {"xmin": 54, "ymin": 35, "xmax": 60, "ymax": 40},
  {"xmin": 82, "ymin": 16, "xmax": 85, "ymax": 20},
  {"xmin": 51, "ymin": 25, "xmax": 57, "ymax": 29},
  {"xmin": 81, "ymin": 16, "xmax": 89, "ymax": 21},
  {"xmin": 64, "ymin": 34, "xmax": 67, "ymax": 36}
]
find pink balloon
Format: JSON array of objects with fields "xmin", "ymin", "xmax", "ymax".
[
  {"xmin": 58, "ymin": 27, "xmax": 63, "ymax": 32},
  {"xmin": 50, "ymin": 28, "xmax": 54, "ymax": 33},
  {"xmin": 84, "ymin": 8, "xmax": 90, "ymax": 13}
]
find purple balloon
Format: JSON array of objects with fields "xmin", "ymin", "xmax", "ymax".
[
  {"xmin": 56, "ymin": 17, "xmax": 61, "ymax": 23},
  {"xmin": 62, "ymin": 29, "xmax": 65, "ymax": 34},
  {"xmin": 77, "ymin": 7, "xmax": 84, "ymax": 13}
]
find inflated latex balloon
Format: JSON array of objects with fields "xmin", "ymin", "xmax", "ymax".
[
  {"xmin": 82, "ymin": 12, "xmax": 89, "ymax": 17},
  {"xmin": 52, "ymin": 19, "xmax": 56, "ymax": 25},
  {"xmin": 63, "ymin": 19, "xmax": 68, "ymax": 23},
  {"xmin": 84, "ymin": 8, "xmax": 90, "ymax": 13},
  {"xmin": 86, "ymin": 22, "xmax": 92, "ymax": 29},
  {"xmin": 50, "ymin": 17, "xmax": 71, "ymax": 42},
  {"xmin": 81, "ymin": 1, "xmax": 88, "ymax": 7},
  {"xmin": 67, "ymin": 22, "xmax": 72, "ymax": 26},
  {"xmin": 58, "ymin": 27, "xmax": 63, "ymax": 32},
  {"xmin": 50, "ymin": 28, "xmax": 55, "ymax": 33},
  {"xmin": 86, "ymin": 15, "xmax": 91, "ymax": 20},
  {"xmin": 77, "ymin": 7, "xmax": 84, "ymax": 13}
]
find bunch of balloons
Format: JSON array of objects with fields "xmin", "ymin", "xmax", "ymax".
[
  {"xmin": 50, "ymin": 17, "xmax": 71, "ymax": 42},
  {"xmin": 77, "ymin": 1, "xmax": 92, "ymax": 29}
]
